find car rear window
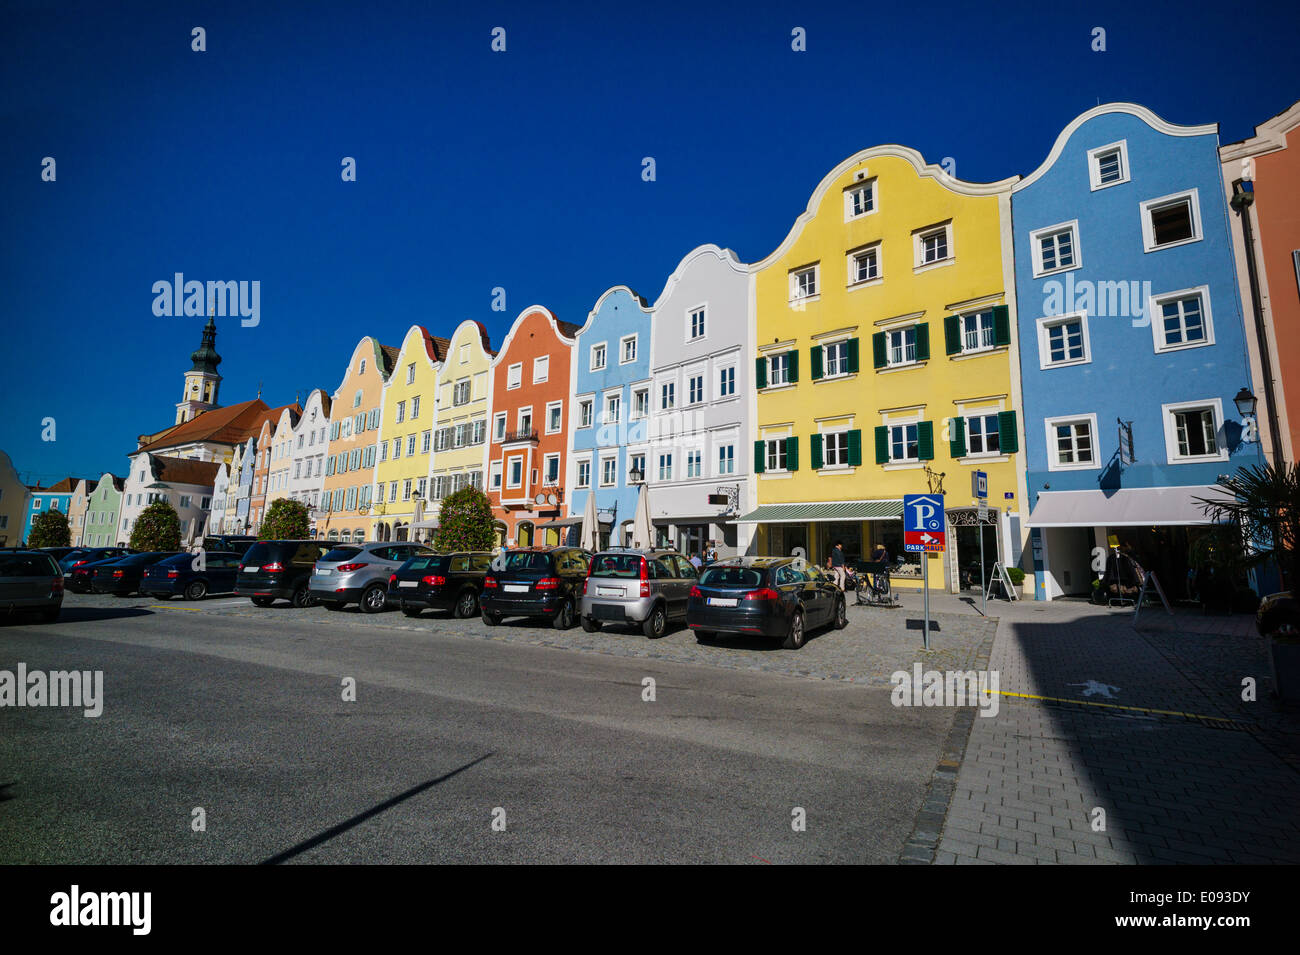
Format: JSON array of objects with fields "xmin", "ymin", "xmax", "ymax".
[
  {"xmin": 406, "ymin": 555, "xmax": 449, "ymax": 572},
  {"xmin": 242, "ymin": 543, "xmax": 276, "ymax": 564},
  {"xmin": 591, "ymin": 554, "xmax": 642, "ymax": 578},
  {"xmin": 322, "ymin": 546, "xmax": 363, "ymax": 562},
  {"xmin": 699, "ymin": 566, "xmax": 763, "ymax": 589},
  {"xmin": 0, "ymin": 554, "xmax": 59, "ymax": 577},
  {"xmin": 504, "ymin": 552, "xmax": 552, "ymax": 572}
]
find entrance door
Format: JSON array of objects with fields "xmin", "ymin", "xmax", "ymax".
[{"xmin": 955, "ymin": 518, "xmax": 1001, "ymax": 592}]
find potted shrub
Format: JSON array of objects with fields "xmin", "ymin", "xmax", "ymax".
[{"xmin": 1006, "ymin": 565, "xmax": 1028, "ymax": 598}]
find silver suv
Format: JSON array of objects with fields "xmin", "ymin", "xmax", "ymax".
[
  {"xmin": 579, "ymin": 548, "xmax": 698, "ymax": 638},
  {"xmin": 309, "ymin": 542, "xmax": 434, "ymax": 613}
]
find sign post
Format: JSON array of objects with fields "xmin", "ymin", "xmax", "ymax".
[
  {"xmin": 972, "ymin": 471, "xmax": 988, "ymax": 616},
  {"xmin": 904, "ymin": 493, "xmax": 946, "ymax": 650}
]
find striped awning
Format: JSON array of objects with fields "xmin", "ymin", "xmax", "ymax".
[{"xmin": 734, "ymin": 500, "xmax": 902, "ymax": 524}]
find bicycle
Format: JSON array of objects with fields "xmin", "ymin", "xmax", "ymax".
[{"xmin": 851, "ymin": 560, "xmax": 898, "ymax": 607}]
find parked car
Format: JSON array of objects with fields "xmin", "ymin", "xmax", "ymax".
[
  {"xmin": 140, "ymin": 551, "xmax": 242, "ymax": 600},
  {"xmin": 235, "ymin": 540, "xmax": 328, "ymax": 608},
  {"xmin": 68, "ymin": 554, "xmax": 132, "ymax": 593},
  {"xmin": 686, "ymin": 557, "xmax": 847, "ymax": 650},
  {"xmin": 388, "ymin": 551, "xmax": 493, "ymax": 618},
  {"xmin": 480, "ymin": 546, "xmax": 590, "ymax": 629},
  {"xmin": 89, "ymin": 552, "xmax": 182, "ymax": 596},
  {"xmin": 579, "ymin": 548, "xmax": 697, "ymax": 638},
  {"xmin": 202, "ymin": 535, "xmax": 258, "ymax": 556},
  {"xmin": 309, "ymin": 542, "xmax": 434, "ymax": 612},
  {"xmin": 38, "ymin": 547, "xmax": 79, "ymax": 562},
  {"xmin": 0, "ymin": 550, "xmax": 64, "ymax": 622},
  {"xmin": 60, "ymin": 547, "xmax": 133, "ymax": 575}
]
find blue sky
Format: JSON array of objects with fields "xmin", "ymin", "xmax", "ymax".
[{"xmin": 3, "ymin": 0, "xmax": 1297, "ymax": 484}]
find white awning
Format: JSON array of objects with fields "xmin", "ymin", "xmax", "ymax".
[{"xmin": 1027, "ymin": 486, "xmax": 1226, "ymax": 528}]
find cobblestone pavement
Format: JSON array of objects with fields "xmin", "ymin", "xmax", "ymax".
[{"xmin": 935, "ymin": 598, "xmax": 1300, "ymax": 865}]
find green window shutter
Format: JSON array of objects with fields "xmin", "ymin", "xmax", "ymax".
[
  {"xmin": 874, "ymin": 425, "xmax": 889, "ymax": 464},
  {"xmin": 918, "ymin": 420, "xmax": 935, "ymax": 461},
  {"xmin": 810, "ymin": 345, "xmax": 823, "ymax": 381},
  {"xmin": 788, "ymin": 350, "xmax": 799, "ymax": 383},
  {"xmin": 998, "ymin": 411, "xmax": 1019, "ymax": 454},
  {"xmin": 753, "ymin": 440, "xmax": 766, "ymax": 474},
  {"xmin": 993, "ymin": 305, "xmax": 1012, "ymax": 346},
  {"xmin": 755, "ymin": 356, "xmax": 767, "ymax": 390},
  {"xmin": 945, "ymin": 315, "xmax": 962, "ymax": 355},
  {"xmin": 949, "ymin": 416, "xmax": 967, "ymax": 458},
  {"xmin": 847, "ymin": 337, "xmax": 860, "ymax": 374},
  {"xmin": 872, "ymin": 332, "xmax": 887, "ymax": 369},
  {"xmin": 786, "ymin": 435, "xmax": 799, "ymax": 471},
  {"xmin": 848, "ymin": 429, "xmax": 862, "ymax": 467},
  {"xmin": 915, "ymin": 323, "xmax": 930, "ymax": 362},
  {"xmin": 810, "ymin": 433, "xmax": 823, "ymax": 470}
]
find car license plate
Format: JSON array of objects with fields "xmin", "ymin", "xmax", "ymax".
[
  {"xmin": 708, "ymin": 597, "xmax": 737, "ymax": 607},
  {"xmin": 505, "ymin": 584, "xmax": 529, "ymax": 593},
  {"xmin": 243, "ymin": 566, "xmax": 259, "ymax": 573},
  {"xmin": 399, "ymin": 581, "xmax": 418, "ymax": 588},
  {"xmin": 317, "ymin": 568, "xmax": 332, "ymax": 576},
  {"xmin": 597, "ymin": 587, "xmax": 621, "ymax": 597}
]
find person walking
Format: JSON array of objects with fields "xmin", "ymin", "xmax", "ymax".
[
  {"xmin": 690, "ymin": 552, "xmax": 703, "ymax": 571},
  {"xmin": 830, "ymin": 540, "xmax": 847, "ymax": 590}
]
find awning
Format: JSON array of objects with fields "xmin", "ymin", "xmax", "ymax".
[
  {"xmin": 734, "ymin": 500, "xmax": 902, "ymax": 524},
  {"xmin": 1027, "ymin": 486, "xmax": 1224, "ymax": 528}
]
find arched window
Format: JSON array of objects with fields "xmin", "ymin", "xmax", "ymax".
[
  {"xmin": 327, "ymin": 529, "xmax": 339, "ymax": 541},
  {"xmin": 352, "ymin": 529, "xmax": 365, "ymax": 543}
]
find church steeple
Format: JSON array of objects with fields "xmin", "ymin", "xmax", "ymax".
[{"xmin": 176, "ymin": 313, "xmax": 224, "ymax": 424}]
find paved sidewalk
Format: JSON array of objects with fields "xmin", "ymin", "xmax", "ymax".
[{"xmin": 935, "ymin": 599, "xmax": 1300, "ymax": 864}]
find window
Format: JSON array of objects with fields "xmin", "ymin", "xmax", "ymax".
[
  {"xmin": 1031, "ymin": 221, "xmax": 1079, "ymax": 276},
  {"xmin": 493, "ymin": 412, "xmax": 506, "ymax": 441},
  {"xmin": 822, "ymin": 340, "xmax": 849, "ymax": 377},
  {"xmin": 407, "ymin": 434, "xmax": 417, "ymax": 456},
  {"xmin": 590, "ymin": 343, "xmax": 607, "ymax": 371},
  {"xmin": 632, "ymin": 388, "xmax": 649, "ymax": 419},
  {"xmin": 507, "ymin": 458, "xmax": 524, "ymax": 488},
  {"xmin": 689, "ymin": 307, "xmax": 706, "ymax": 340},
  {"xmin": 544, "ymin": 454, "xmax": 560, "ymax": 485},
  {"xmin": 179, "ymin": 495, "xmax": 192, "ymax": 509},
  {"xmin": 660, "ymin": 382, "xmax": 675, "ymax": 409},
  {"xmin": 1152, "ymin": 287, "xmax": 1213, "ymax": 352},
  {"xmin": 962, "ymin": 310, "xmax": 995, "ymax": 352},
  {"xmin": 518, "ymin": 410, "xmax": 532, "ymax": 435},
  {"xmin": 823, "ymin": 431, "xmax": 849, "ymax": 467},
  {"xmin": 490, "ymin": 462, "xmax": 503, "ymax": 490},
  {"xmin": 849, "ymin": 244, "xmax": 880, "ymax": 286},
  {"xmin": 576, "ymin": 460, "xmax": 591, "ymax": 488},
  {"xmin": 604, "ymin": 394, "xmax": 621, "ymax": 423},
  {"xmin": 578, "ymin": 399, "xmax": 593, "ymax": 428},
  {"xmin": 887, "ymin": 327, "xmax": 917, "ymax": 366},
  {"xmin": 395, "ymin": 401, "xmax": 405, "ymax": 424},
  {"xmin": 533, "ymin": 356, "xmax": 549, "ymax": 383},
  {"xmin": 769, "ymin": 353, "xmax": 791, "ymax": 386},
  {"xmin": 1038, "ymin": 314, "xmax": 1090, "ymax": 368},
  {"xmin": 1141, "ymin": 190, "xmax": 1202, "ymax": 251},
  {"xmin": 406, "ymin": 363, "xmax": 416, "ymax": 385},
  {"xmin": 1045, "ymin": 415, "xmax": 1098, "ymax": 470},
  {"xmin": 1088, "ymin": 141, "xmax": 1130, "ymax": 190},
  {"xmin": 507, "ymin": 363, "xmax": 523, "ymax": 389},
  {"xmin": 718, "ymin": 367, "xmax": 735, "ymax": 397},
  {"xmin": 403, "ymin": 479, "xmax": 413, "ymax": 501},
  {"xmin": 389, "ymin": 481, "xmax": 398, "ymax": 502},
  {"xmin": 658, "ymin": 453, "xmax": 674, "ymax": 481},
  {"xmin": 422, "ymin": 430, "xmax": 432, "ymax": 453},
  {"xmin": 392, "ymin": 438, "xmax": 402, "ymax": 459},
  {"xmin": 915, "ymin": 224, "xmax": 951, "ymax": 267},
  {"xmin": 620, "ymin": 335, "xmax": 637, "ymax": 364},
  {"xmin": 966, "ymin": 415, "xmax": 1001, "ymax": 455},
  {"xmin": 890, "ymin": 423, "xmax": 919, "ymax": 462},
  {"xmin": 718, "ymin": 444, "xmax": 735, "ymax": 475},
  {"xmin": 629, "ymin": 453, "xmax": 645, "ymax": 479},
  {"xmin": 688, "ymin": 374, "xmax": 704, "ymax": 405},
  {"xmin": 1164, "ymin": 399, "xmax": 1225, "ymax": 462},
  {"xmin": 686, "ymin": 450, "xmax": 701, "ymax": 478},
  {"xmin": 790, "ymin": 265, "xmax": 818, "ymax": 301},
  {"xmin": 452, "ymin": 380, "xmax": 470, "ymax": 405},
  {"xmin": 359, "ymin": 359, "xmax": 367, "ymax": 375},
  {"xmin": 601, "ymin": 457, "xmax": 617, "ymax": 486},
  {"xmin": 845, "ymin": 178, "xmax": 875, "ymax": 219},
  {"xmin": 471, "ymin": 419, "xmax": 486, "ymax": 445},
  {"xmin": 765, "ymin": 438, "xmax": 790, "ymax": 472},
  {"xmin": 353, "ymin": 389, "xmax": 362, "ymax": 409},
  {"xmin": 542, "ymin": 402, "xmax": 561, "ymax": 434}
]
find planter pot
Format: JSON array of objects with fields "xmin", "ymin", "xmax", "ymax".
[{"xmin": 1269, "ymin": 635, "xmax": 1300, "ymax": 704}]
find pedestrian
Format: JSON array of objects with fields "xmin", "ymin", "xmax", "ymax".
[
  {"xmin": 830, "ymin": 540, "xmax": 847, "ymax": 590},
  {"xmin": 690, "ymin": 552, "xmax": 703, "ymax": 570}
]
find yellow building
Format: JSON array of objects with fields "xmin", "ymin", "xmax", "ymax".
[
  {"xmin": 372, "ymin": 325, "xmax": 449, "ymax": 542},
  {"xmin": 425, "ymin": 320, "xmax": 494, "ymax": 539},
  {"xmin": 743, "ymin": 146, "xmax": 1029, "ymax": 592}
]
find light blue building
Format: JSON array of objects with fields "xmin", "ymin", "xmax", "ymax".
[
  {"xmin": 24, "ymin": 477, "xmax": 78, "ymax": 542},
  {"xmin": 566, "ymin": 286, "xmax": 654, "ymax": 547},
  {"xmin": 1012, "ymin": 103, "xmax": 1261, "ymax": 600}
]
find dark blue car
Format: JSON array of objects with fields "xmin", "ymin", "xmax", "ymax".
[{"xmin": 139, "ymin": 551, "xmax": 242, "ymax": 600}]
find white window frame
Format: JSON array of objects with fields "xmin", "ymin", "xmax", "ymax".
[
  {"xmin": 1162, "ymin": 398, "xmax": 1228, "ymax": 464},
  {"xmin": 768, "ymin": 352, "xmax": 792, "ymax": 386},
  {"xmin": 517, "ymin": 406, "xmax": 533, "ymax": 435},
  {"xmin": 821, "ymin": 429, "xmax": 850, "ymax": 469},
  {"xmin": 507, "ymin": 362, "xmax": 523, "ymax": 390},
  {"xmin": 844, "ymin": 177, "xmax": 877, "ymax": 221},
  {"xmin": 578, "ymin": 398, "xmax": 593, "ymax": 428},
  {"xmin": 789, "ymin": 264, "xmax": 819, "ymax": 303},
  {"xmin": 631, "ymin": 387, "xmax": 649, "ymax": 420},
  {"xmin": 1140, "ymin": 188, "xmax": 1203, "ymax": 253},
  {"xmin": 506, "ymin": 456, "xmax": 524, "ymax": 489},
  {"xmin": 822, "ymin": 338, "xmax": 850, "ymax": 378},
  {"xmin": 660, "ymin": 381, "xmax": 676, "ymax": 410},
  {"xmin": 959, "ymin": 309, "xmax": 997, "ymax": 354},
  {"xmin": 575, "ymin": 457, "xmax": 592, "ymax": 489},
  {"xmin": 1029, "ymin": 219, "xmax": 1081, "ymax": 278},
  {"xmin": 913, "ymin": 223, "xmax": 953, "ymax": 271},
  {"xmin": 1149, "ymin": 285, "xmax": 1215, "ymax": 354},
  {"xmin": 604, "ymin": 392, "xmax": 621, "ymax": 424},
  {"xmin": 532, "ymin": 355, "xmax": 549, "ymax": 383},
  {"xmin": 619, "ymin": 334, "xmax": 638, "ymax": 365},
  {"xmin": 687, "ymin": 373, "xmax": 705, "ymax": 406},
  {"xmin": 658, "ymin": 452, "xmax": 674, "ymax": 481},
  {"xmin": 885, "ymin": 326, "xmax": 918, "ymax": 368},
  {"xmin": 599, "ymin": 455, "xmax": 617, "ymax": 487},
  {"xmin": 964, "ymin": 413, "xmax": 1002, "ymax": 458},
  {"xmin": 887, "ymin": 419, "xmax": 921, "ymax": 464},
  {"xmin": 1044, "ymin": 413, "xmax": 1101, "ymax": 472},
  {"xmin": 688, "ymin": 305, "xmax": 707, "ymax": 342},
  {"xmin": 1087, "ymin": 140, "xmax": 1130, "ymax": 191},
  {"xmin": 543, "ymin": 453, "xmax": 561, "ymax": 486},
  {"xmin": 1037, "ymin": 313, "xmax": 1092, "ymax": 369},
  {"xmin": 764, "ymin": 437, "xmax": 790, "ymax": 473},
  {"xmin": 717, "ymin": 443, "xmax": 735, "ymax": 476},
  {"xmin": 590, "ymin": 342, "xmax": 607, "ymax": 371},
  {"xmin": 847, "ymin": 242, "xmax": 882, "ymax": 287},
  {"xmin": 718, "ymin": 365, "xmax": 736, "ymax": 398},
  {"xmin": 493, "ymin": 412, "xmax": 507, "ymax": 442},
  {"xmin": 545, "ymin": 400, "xmax": 563, "ymax": 434}
]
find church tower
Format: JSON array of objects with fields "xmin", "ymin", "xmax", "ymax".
[{"xmin": 175, "ymin": 315, "xmax": 223, "ymax": 424}]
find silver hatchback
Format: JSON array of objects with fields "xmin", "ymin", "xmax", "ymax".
[
  {"xmin": 579, "ymin": 549, "xmax": 698, "ymax": 638},
  {"xmin": 309, "ymin": 542, "xmax": 434, "ymax": 613}
]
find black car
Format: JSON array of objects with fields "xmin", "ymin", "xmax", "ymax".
[
  {"xmin": 202, "ymin": 535, "xmax": 258, "ymax": 557},
  {"xmin": 0, "ymin": 550, "xmax": 64, "ymax": 622},
  {"xmin": 140, "ymin": 551, "xmax": 242, "ymax": 600},
  {"xmin": 89, "ymin": 552, "xmax": 183, "ymax": 596},
  {"xmin": 235, "ymin": 539, "xmax": 327, "ymax": 608},
  {"xmin": 68, "ymin": 554, "xmax": 133, "ymax": 593},
  {"xmin": 686, "ymin": 557, "xmax": 847, "ymax": 650},
  {"xmin": 480, "ymin": 547, "xmax": 590, "ymax": 629},
  {"xmin": 389, "ymin": 551, "xmax": 493, "ymax": 618},
  {"xmin": 38, "ymin": 547, "xmax": 79, "ymax": 562},
  {"xmin": 60, "ymin": 547, "xmax": 133, "ymax": 575}
]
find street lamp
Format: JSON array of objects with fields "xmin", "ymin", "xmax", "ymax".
[
  {"xmin": 628, "ymin": 466, "xmax": 644, "ymax": 485},
  {"xmin": 1233, "ymin": 387, "xmax": 1258, "ymax": 418}
]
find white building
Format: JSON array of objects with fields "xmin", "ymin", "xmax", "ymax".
[
  {"xmin": 119, "ymin": 453, "xmax": 221, "ymax": 546},
  {"xmin": 287, "ymin": 389, "xmax": 332, "ymax": 527}
]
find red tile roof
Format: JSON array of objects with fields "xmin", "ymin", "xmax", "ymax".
[
  {"xmin": 135, "ymin": 399, "xmax": 270, "ymax": 455},
  {"xmin": 150, "ymin": 456, "xmax": 223, "ymax": 488}
]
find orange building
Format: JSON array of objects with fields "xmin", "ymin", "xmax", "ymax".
[{"xmin": 486, "ymin": 306, "xmax": 580, "ymax": 545}]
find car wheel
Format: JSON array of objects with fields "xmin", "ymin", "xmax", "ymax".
[
  {"xmin": 833, "ymin": 596, "xmax": 847, "ymax": 630},
  {"xmin": 782, "ymin": 610, "xmax": 806, "ymax": 650},
  {"xmin": 551, "ymin": 599, "xmax": 574, "ymax": 630},
  {"xmin": 453, "ymin": 589, "xmax": 478, "ymax": 619},
  {"xmin": 481, "ymin": 608, "xmax": 502, "ymax": 627},
  {"xmin": 40, "ymin": 606, "xmax": 60, "ymax": 623},
  {"xmin": 581, "ymin": 615, "xmax": 601, "ymax": 633},
  {"xmin": 291, "ymin": 586, "xmax": 311, "ymax": 609},
  {"xmin": 361, "ymin": 584, "xmax": 388, "ymax": 613},
  {"xmin": 642, "ymin": 604, "xmax": 667, "ymax": 639},
  {"xmin": 401, "ymin": 605, "xmax": 423, "ymax": 618},
  {"xmin": 251, "ymin": 596, "xmax": 275, "ymax": 607},
  {"xmin": 185, "ymin": 580, "xmax": 207, "ymax": 601}
]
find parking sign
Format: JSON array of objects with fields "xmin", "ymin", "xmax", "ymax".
[
  {"xmin": 903, "ymin": 494, "xmax": 945, "ymax": 553},
  {"xmin": 972, "ymin": 470, "xmax": 987, "ymax": 501}
]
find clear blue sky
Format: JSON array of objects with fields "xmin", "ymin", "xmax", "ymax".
[{"xmin": 3, "ymin": 0, "xmax": 1296, "ymax": 485}]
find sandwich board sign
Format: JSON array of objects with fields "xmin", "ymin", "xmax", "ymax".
[{"xmin": 903, "ymin": 494, "xmax": 945, "ymax": 553}]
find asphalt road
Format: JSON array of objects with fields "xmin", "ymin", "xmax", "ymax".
[{"xmin": 0, "ymin": 595, "xmax": 956, "ymax": 864}]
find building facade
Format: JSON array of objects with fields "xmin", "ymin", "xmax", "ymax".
[
  {"xmin": 23, "ymin": 477, "xmax": 81, "ymax": 543},
  {"xmin": 66, "ymin": 479, "xmax": 90, "ymax": 546},
  {"xmin": 1013, "ymin": 103, "xmax": 1259, "ymax": 599},
  {"xmin": 426, "ymin": 321, "xmax": 493, "ymax": 541},
  {"xmin": 84, "ymin": 473, "xmax": 124, "ymax": 547},
  {"xmin": 119, "ymin": 454, "xmax": 219, "ymax": 544},
  {"xmin": 0, "ymin": 451, "xmax": 30, "ymax": 546},
  {"xmin": 287, "ymin": 388, "xmax": 332, "ymax": 530}
]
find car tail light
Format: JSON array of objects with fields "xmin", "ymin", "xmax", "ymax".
[
  {"xmin": 744, "ymin": 587, "xmax": 781, "ymax": 601},
  {"xmin": 72, "ymin": 560, "xmax": 86, "ymax": 568},
  {"xmin": 237, "ymin": 563, "xmax": 244, "ymax": 571},
  {"xmin": 638, "ymin": 557, "xmax": 651, "ymax": 597},
  {"xmin": 167, "ymin": 569, "xmax": 179, "ymax": 578},
  {"xmin": 51, "ymin": 577, "xmax": 64, "ymax": 593},
  {"xmin": 581, "ymin": 579, "xmax": 587, "ymax": 595},
  {"xmin": 388, "ymin": 573, "xmax": 397, "ymax": 586},
  {"xmin": 536, "ymin": 577, "xmax": 560, "ymax": 590},
  {"xmin": 689, "ymin": 585, "xmax": 701, "ymax": 599},
  {"xmin": 484, "ymin": 576, "xmax": 498, "ymax": 589},
  {"xmin": 112, "ymin": 570, "xmax": 124, "ymax": 578},
  {"xmin": 263, "ymin": 561, "xmax": 284, "ymax": 573},
  {"xmin": 422, "ymin": 575, "xmax": 447, "ymax": 586},
  {"xmin": 336, "ymin": 562, "xmax": 368, "ymax": 572}
]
